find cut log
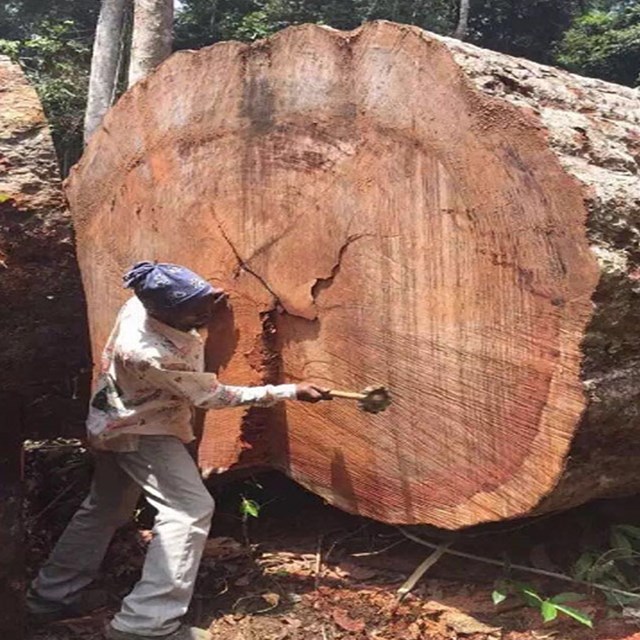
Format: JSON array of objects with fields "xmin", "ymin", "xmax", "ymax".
[
  {"xmin": 0, "ymin": 57, "xmax": 90, "ymax": 439},
  {"xmin": 66, "ymin": 22, "xmax": 640, "ymax": 529}
]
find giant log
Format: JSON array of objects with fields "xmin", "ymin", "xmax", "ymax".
[
  {"xmin": 0, "ymin": 56, "xmax": 90, "ymax": 439},
  {"xmin": 0, "ymin": 56, "xmax": 90, "ymax": 634},
  {"xmin": 66, "ymin": 22, "xmax": 640, "ymax": 529}
]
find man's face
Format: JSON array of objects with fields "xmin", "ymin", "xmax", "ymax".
[{"xmin": 151, "ymin": 291, "xmax": 227, "ymax": 332}]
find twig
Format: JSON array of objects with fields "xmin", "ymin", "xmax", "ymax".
[
  {"xmin": 324, "ymin": 524, "xmax": 370, "ymax": 563},
  {"xmin": 397, "ymin": 540, "xmax": 453, "ymax": 601},
  {"xmin": 352, "ymin": 539, "xmax": 406, "ymax": 557},
  {"xmin": 316, "ymin": 525, "xmax": 370, "ymax": 589},
  {"xmin": 398, "ymin": 527, "xmax": 640, "ymax": 601},
  {"xmin": 33, "ymin": 478, "xmax": 82, "ymax": 522},
  {"xmin": 232, "ymin": 594, "xmax": 279, "ymax": 614},
  {"xmin": 314, "ymin": 533, "xmax": 324, "ymax": 590}
]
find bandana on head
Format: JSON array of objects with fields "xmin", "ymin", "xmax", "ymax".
[{"xmin": 123, "ymin": 261, "xmax": 216, "ymax": 310}]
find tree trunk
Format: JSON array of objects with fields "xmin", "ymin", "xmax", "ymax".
[
  {"xmin": 128, "ymin": 0, "xmax": 173, "ymax": 87},
  {"xmin": 66, "ymin": 22, "xmax": 640, "ymax": 529},
  {"xmin": 84, "ymin": 0, "xmax": 129, "ymax": 143},
  {"xmin": 453, "ymin": 0, "xmax": 471, "ymax": 40}
]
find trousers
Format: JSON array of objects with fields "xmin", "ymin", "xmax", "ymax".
[{"xmin": 31, "ymin": 435, "xmax": 215, "ymax": 636}]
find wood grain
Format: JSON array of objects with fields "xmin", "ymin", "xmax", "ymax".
[{"xmin": 67, "ymin": 22, "xmax": 640, "ymax": 528}]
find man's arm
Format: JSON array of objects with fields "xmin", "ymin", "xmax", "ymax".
[{"xmin": 138, "ymin": 362, "xmax": 327, "ymax": 409}]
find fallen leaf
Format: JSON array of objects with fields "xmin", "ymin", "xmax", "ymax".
[
  {"xmin": 263, "ymin": 592, "xmax": 281, "ymax": 608},
  {"xmin": 422, "ymin": 600, "xmax": 449, "ymax": 614},
  {"xmin": 204, "ymin": 536, "xmax": 245, "ymax": 560},
  {"xmin": 339, "ymin": 562, "xmax": 379, "ymax": 581},
  {"xmin": 441, "ymin": 610, "xmax": 501, "ymax": 635},
  {"xmin": 282, "ymin": 616, "xmax": 302, "ymax": 628},
  {"xmin": 332, "ymin": 608, "xmax": 366, "ymax": 633}
]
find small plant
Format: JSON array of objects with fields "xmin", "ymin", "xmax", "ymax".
[
  {"xmin": 572, "ymin": 524, "xmax": 640, "ymax": 607},
  {"xmin": 240, "ymin": 496, "xmax": 261, "ymax": 520},
  {"xmin": 492, "ymin": 579, "xmax": 593, "ymax": 628},
  {"xmin": 239, "ymin": 496, "xmax": 261, "ymax": 547}
]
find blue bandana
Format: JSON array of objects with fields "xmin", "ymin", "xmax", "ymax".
[{"xmin": 123, "ymin": 261, "xmax": 215, "ymax": 310}]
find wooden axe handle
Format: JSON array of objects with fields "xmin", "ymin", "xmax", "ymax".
[{"xmin": 327, "ymin": 389, "xmax": 367, "ymax": 401}]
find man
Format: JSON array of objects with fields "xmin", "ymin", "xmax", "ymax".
[{"xmin": 27, "ymin": 261, "xmax": 330, "ymax": 640}]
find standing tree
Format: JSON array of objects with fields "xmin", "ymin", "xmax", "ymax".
[
  {"xmin": 556, "ymin": 3, "xmax": 640, "ymax": 87},
  {"xmin": 128, "ymin": 0, "xmax": 173, "ymax": 86},
  {"xmin": 84, "ymin": 0, "xmax": 129, "ymax": 143},
  {"xmin": 454, "ymin": 0, "xmax": 471, "ymax": 39}
]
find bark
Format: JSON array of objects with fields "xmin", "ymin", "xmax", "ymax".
[
  {"xmin": 0, "ymin": 56, "xmax": 90, "ymax": 440},
  {"xmin": 66, "ymin": 22, "xmax": 640, "ymax": 529},
  {"xmin": 128, "ymin": 0, "xmax": 173, "ymax": 87},
  {"xmin": 84, "ymin": 0, "xmax": 129, "ymax": 143},
  {"xmin": 453, "ymin": 0, "xmax": 471, "ymax": 40}
]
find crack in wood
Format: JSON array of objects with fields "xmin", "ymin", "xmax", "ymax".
[{"xmin": 311, "ymin": 233, "xmax": 373, "ymax": 302}]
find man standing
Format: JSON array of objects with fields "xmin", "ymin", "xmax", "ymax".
[{"xmin": 27, "ymin": 261, "xmax": 330, "ymax": 640}]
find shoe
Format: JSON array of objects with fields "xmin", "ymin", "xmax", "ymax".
[
  {"xmin": 26, "ymin": 587, "xmax": 108, "ymax": 626},
  {"xmin": 105, "ymin": 624, "xmax": 212, "ymax": 640}
]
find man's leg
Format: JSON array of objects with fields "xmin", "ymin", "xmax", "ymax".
[
  {"xmin": 30, "ymin": 451, "xmax": 142, "ymax": 608},
  {"xmin": 110, "ymin": 436, "xmax": 214, "ymax": 637}
]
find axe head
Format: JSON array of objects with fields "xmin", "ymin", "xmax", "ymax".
[{"xmin": 358, "ymin": 385, "xmax": 392, "ymax": 414}]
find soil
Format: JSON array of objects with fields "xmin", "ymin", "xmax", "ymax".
[{"xmin": 23, "ymin": 442, "xmax": 640, "ymax": 640}]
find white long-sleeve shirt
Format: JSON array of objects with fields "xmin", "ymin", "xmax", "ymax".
[{"xmin": 87, "ymin": 297, "xmax": 297, "ymax": 451}]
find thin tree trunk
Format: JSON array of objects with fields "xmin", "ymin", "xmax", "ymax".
[
  {"xmin": 128, "ymin": 0, "xmax": 174, "ymax": 87},
  {"xmin": 83, "ymin": 0, "xmax": 128, "ymax": 143},
  {"xmin": 453, "ymin": 0, "xmax": 470, "ymax": 40}
]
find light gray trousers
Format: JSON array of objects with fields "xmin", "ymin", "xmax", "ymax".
[{"xmin": 31, "ymin": 435, "xmax": 215, "ymax": 636}]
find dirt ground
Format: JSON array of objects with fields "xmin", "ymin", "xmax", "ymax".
[{"xmin": 23, "ymin": 442, "xmax": 640, "ymax": 640}]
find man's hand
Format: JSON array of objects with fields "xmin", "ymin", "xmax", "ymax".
[{"xmin": 296, "ymin": 382, "xmax": 331, "ymax": 403}]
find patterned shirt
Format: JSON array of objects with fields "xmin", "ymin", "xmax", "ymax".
[{"xmin": 87, "ymin": 297, "xmax": 297, "ymax": 452}]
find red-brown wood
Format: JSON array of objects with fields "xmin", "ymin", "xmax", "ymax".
[{"xmin": 66, "ymin": 22, "xmax": 640, "ymax": 528}]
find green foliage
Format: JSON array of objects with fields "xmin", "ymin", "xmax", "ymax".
[
  {"xmin": 556, "ymin": 4, "xmax": 640, "ymax": 86},
  {"xmin": 492, "ymin": 579, "xmax": 593, "ymax": 628},
  {"xmin": 175, "ymin": 0, "xmax": 639, "ymax": 87},
  {"xmin": 240, "ymin": 496, "xmax": 261, "ymax": 519},
  {"xmin": 491, "ymin": 588, "xmax": 507, "ymax": 605},
  {"xmin": 468, "ymin": 0, "xmax": 584, "ymax": 64},
  {"xmin": 0, "ymin": 1, "xmax": 98, "ymax": 174},
  {"xmin": 12, "ymin": 22, "xmax": 90, "ymax": 173},
  {"xmin": 572, "ymin": 524, "xmax": 640, "ymax": 606},
  {"xmin": 174, "ymin": 0, "xmax": 459, "ymax": 49}
]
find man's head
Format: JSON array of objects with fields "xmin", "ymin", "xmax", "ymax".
[{"xmin": 123, "ymin": 261, "xmax": 226, "ymax": 331}]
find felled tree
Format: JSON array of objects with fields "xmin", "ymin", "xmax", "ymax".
[{"xmin": 67, "ymin": 22, "xmax": 640, "ymax": 529}]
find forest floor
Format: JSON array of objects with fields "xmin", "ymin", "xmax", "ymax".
[{"xmin": 24, "ymin": 441, "xmax": 640, "ymax": 640}]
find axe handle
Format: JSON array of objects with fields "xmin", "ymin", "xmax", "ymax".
[{"xmin": 327, "ymin": 389, "xmax": 367, "ymax": 401}]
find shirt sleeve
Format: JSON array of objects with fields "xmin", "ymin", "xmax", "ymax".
[{"xmin": 138, "ymin": 362, "xmax": 298, "ymax": 409}]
